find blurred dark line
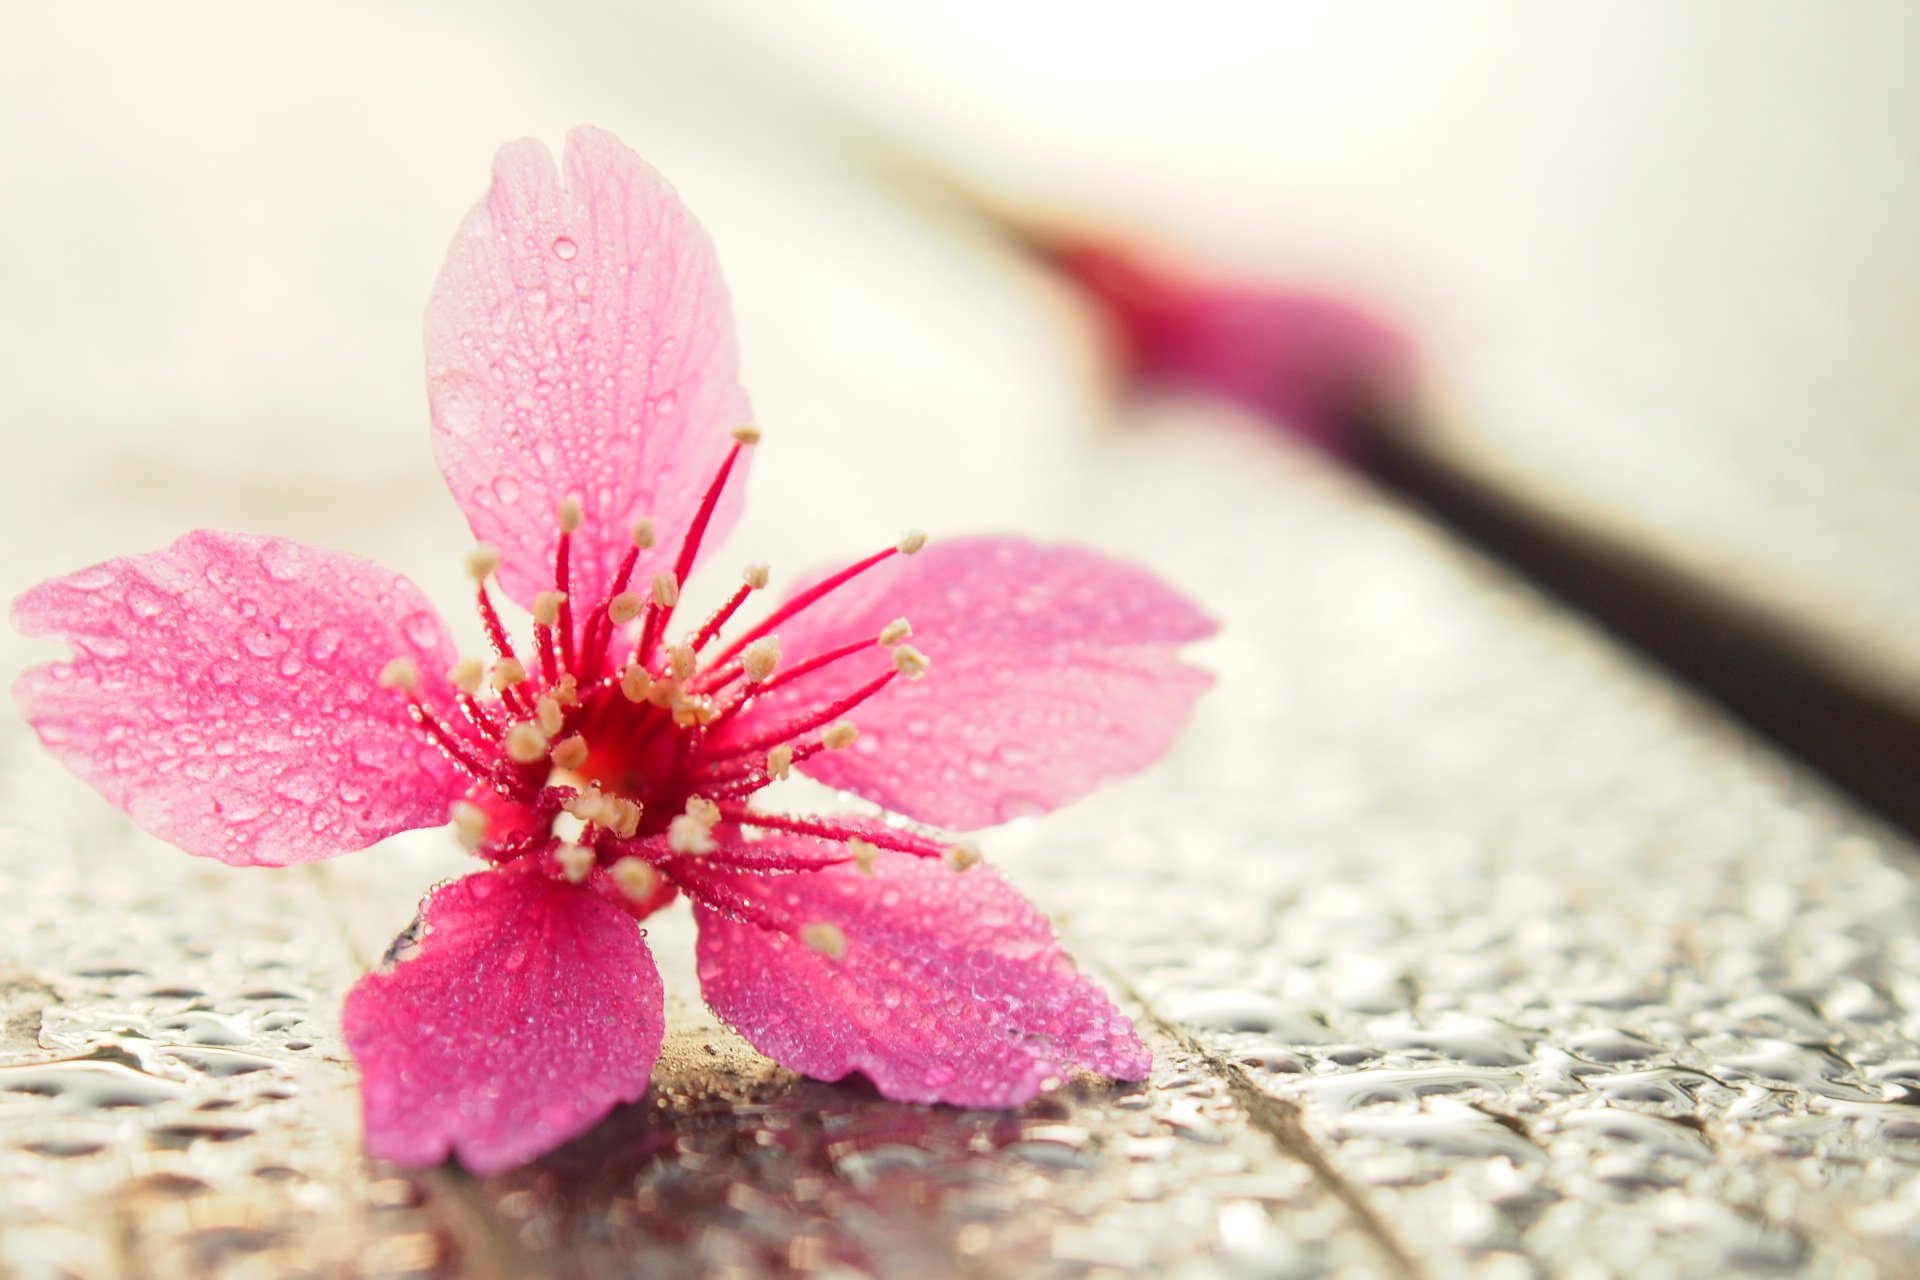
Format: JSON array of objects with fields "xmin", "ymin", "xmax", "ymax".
[{"xmin": 1364, "ymin": 425, "xmax": 1920, "ymax": 845}]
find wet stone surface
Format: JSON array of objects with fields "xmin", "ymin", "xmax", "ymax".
[{"xmin": 4, "ymin": 420, "xmax": 1920, "ymax": 1279}]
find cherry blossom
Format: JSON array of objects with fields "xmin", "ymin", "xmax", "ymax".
[{"xmin": 13, "ymin": 128, "xmax": 1214, "ymax": 1174}]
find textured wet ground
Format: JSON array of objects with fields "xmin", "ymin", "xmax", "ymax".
[{"xmin": 5, "ymin": 413, "xmax": 1919, "ymax": 1279}]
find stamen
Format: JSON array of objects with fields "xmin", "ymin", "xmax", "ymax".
[
  {"xmin": 741, "ymin": 636, "xmax": 781, "ymax": 683},
  {"xmin": 891, "ymin": 644, "xmax": 930, "ymax": 680},
  {"xmin": 448, "ymin": 657, "xmax": 484, "ymax": 694},
  {"xmin": 466, "ymin": 544, "xmax": 500, "ymax": 581},
  {"xmin": 532, "ymin": 591, "xmax": 566, "ymax": 628},
  {"xmin": 556, "ymin": 843, "xmax": 594, "ymax": 884},
  {"xmin": 533, "ymin": 695, "xmax": 565, "ymax": 738},
  {"xmin": 686, "ymin": 572, "xmax": 762, "ymax": 652},
  {"xmin": 408, "ymin": 705, "xmax": 493, "ymax": 780},
  {"xmin": 686, "ymin": 796, "xmax": 721, "ymax": 826},
  {"xmin": 609, "ymin": 856, "xmax": 660, "ymax": 902},
  {"xmin": 897, "ymin": 529, "xmax": 928, "ymax": 554},
  {"xmin": 456, "ymin": 692, "xmax": 503, "ymax": 740},
  {"xmin": 744, "ymin": 563, "xmax": 770, "ymax": 590},
  {"xmin": 550, "ymin": 674, "xmax": 580, "ymax": 706},
  {"xmin": 705, "ymin": 636, "xmax": 871, "ymax": 708},
  {"xmin": 731, "ymin": 424, "xmax": 763, "ymax": 446},
  {"xmin": 490, "ymin": 658, "xmax": 528, "ymax": 690},
  {"xmin": 878, "ymin": 617, "xmax": 912, "ymax": 647},
  {"xmin": 709, "ymin": 544, "xmax": 909, "ymax": 669},
  {"xmin": 450, "ymin": 800, "xmax": 487, "ymax": 851},
  {"xmin": 945, "ymin": 842, "xmax": 983, "ymax": 872},
  {"xmin": 632, "ymin": 518, "xmax": 656, "ymax": 550},
  {"xmin": 668, "ymin": 643, "xmax": 697, "ymax": 682},
  {"xmin": 651, "ymin": 572, "xmax": 680, "ymax": 608},
  {"xmin": 821, "ymin": 721, "xmax": 859, "ymax": 750},
  {"xmin": 709, "ymin": 671, "xmax": 896, "ymax": 760},
  {"xmin": 620, "ymin": 665, "xmax": 653, "ymax": 703},
  {"xmin": 504, "ymin": 722, "xmax": 549, "ymax": 764},
  {"xmin": 767, "ymin": 744, "xmax": 793, "ymax": 780},
  {"xmin": 717, "ymin": 807, "xmax": 950, "ymax": 860},
  {"xmin": 550, "ymin": 734, "xmax": 589, "ymax": 771},
  {"xmin": 799, "ymin": 922, "xmax": 846, "ymax": 960},
  {"xmin": 553, "ymin": 501, "xmax": 581, "ymax": 675},
  {"xmin": 377, "ymin": 657, "xmax": 421, "ymax": 690},
  {"xmin": 849, "ymin": 837, "xmax": 879, "ymax": 876}
]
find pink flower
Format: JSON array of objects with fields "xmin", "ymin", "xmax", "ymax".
[
  {"xmin": 1033, "ymin": 232, "xmax": 1417, "ymax": 461},
  {"xmin": 12, "ymin": 128, "xmax": 1215, "ymax": 1175}
]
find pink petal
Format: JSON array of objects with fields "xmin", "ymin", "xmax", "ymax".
[
  {"xmin": 718, "ymin": 537, "xmax": 1215, "ymax": 829},
  {"xmin": 343, "ymin": 867, "xmax": 665, "ymax": 1175},
  {"xmin": 12, "ymin": 532, "xmax": 464, "ymax": 866},
  {"xmin": 426, "ymin": 126, "xmax": 752, "ymax": 612},
  {"xmin": 690, "ymin": 849, "xmax": 1149, "ymax": 1106}
]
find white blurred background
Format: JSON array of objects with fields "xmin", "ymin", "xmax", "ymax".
[{"xmin": 5, "ymin": 1, "xmax": 1920, "ymax": 685}]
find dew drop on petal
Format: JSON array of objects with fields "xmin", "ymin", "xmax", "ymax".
[{"xmin": 551, "ymin": 236, "xmax": 577, "ymax": 260}]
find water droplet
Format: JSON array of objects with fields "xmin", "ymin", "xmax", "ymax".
[{"xmin": 551, "ymin": 236, "xmax": 577, "ymax": 260}]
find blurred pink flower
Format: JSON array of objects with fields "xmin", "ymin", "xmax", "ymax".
[
  {"xmin": 12, "ymin": 128, "xmax": 1215, "ymax": 1174},
  {"xmin": 1038, "ymin": 233, "xmax": 1417, "ymax": 460}
]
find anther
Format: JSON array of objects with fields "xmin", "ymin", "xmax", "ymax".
[
  {"xmin": 685, "ymin": 796, "xmax": 721, "ymax": 826},
  {"xmin": 668, "ymin": 643, "xmax": 697, "ymax": 682},
  {"xmin": 377, "ymin": 656, "xmax": 421, "ymax": 690},
  {"xmin": 533, "ymin": 695, "xmax": 565, "ymax": 738},
  {"xmin": 878, "ymin": 617, "xmax": 912, "ymax": 647},
  {"xmin": 504, "ymin": 722, "xmax": 549, "ymax": 764},
  {"xmin": 822, "ymin": 721, "xmax": 859, "ymax": 750},
  {"xmin": 799, "ymin": 922, "xmax": 846, "ymax": 960},
  {"xmin": 556, "ymin": 843, "xmax": 594, "ymax": 885},
  {"xmin": 891, "ymin": 644, "xmax": 930, "ymax": 680},
  {"xmin": 466, "ymin": 544, "xmax": 500, "ymax": 581},
  {"xmin": 607, "ymin": 796, "xmax": 642, "ymax": 839},
  {"xmin": 533, "ymin": 590, "xmax": 566, "ymax": 627},
  {"xmin": 490, "ymin": 657, "xmax": 528, "ymax": 690},
  {"xmin": 551, "ymin": 674, "xmax": 579, "ymax": 706},
  {"xmin": 672, "ymin": 693, "xmax": 718, "ymax": 728},
  {"xmin": 667, "ymin": 814, "xmax": 716, "ymax": 856},
  {"xmin": 608, "ymin": 591, "xmax": 644, "ymax": 625},
  {"xmin": 450, "ymin": 800, "xmax": 487, "ymax": 852},
  {"xmin": 731, "ymin": 424, "xmax": 763, "ymax": 446},
  {"xmin": 849, "ymin": 838, "xmax": 879, "ymax": 876},
  {"xmin": 609, "ymin": 857, "xmax": 660, "ymax": 902},
  {"xmin": 897, "ymin": 529, "xmax": 928, "ymax": 555},
  {"xmin": 620, "ymin": 665, "xmax": 653, "ymax": 703},
  {"xmin": 744, "ymin": 563, "xmax": 770, "ymax": 590},
  {"xmin": 550, "ymin": 734, "xmax": 589, "ymax": 771},
  {"xmin": 944, "ymin": 842, "xmax": 983, "ymax": 872},
  {"xmin": 557, "ymin": 496, "xmax": 583, "ymax": 533},
  {"xmin": 448, "ymin": 657, "xmax": 484, "ymax": 694},
  {"xmin": 767, "ymin": 744, "xmax": 793, "ymax": 780},
  {"xmin": 645, "ymin": 679, "xmax": 679, "ymax": 709},
  {"xmin": 631, "ymin": 518, "xmax": 656, "ymax": 550},
  {"xmin": 741, "ymin": 636, "xmax": 781, "ymax": 683},
  {"xmin": 651, "ymin": 571, "xmax": 680, "ymax": 608}
]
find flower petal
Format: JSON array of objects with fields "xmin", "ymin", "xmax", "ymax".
[
  {"xmin": 426, "ymin": 125, "xmax": 752, "ymax": 611},
  {"xmin": 11, "ymin": 532, "xmax": 464, "ymax": 866},
  {"xmin": 718, "ymin": 537, "xmax": 1215, "ymax": 829},
  {"xmin": 689, "ymin": 849, "xmax": 1149, "ymax": 1105},
  {"xmin": 343, "ymin": 867, "xmax": 665, "ymax": 1175}
]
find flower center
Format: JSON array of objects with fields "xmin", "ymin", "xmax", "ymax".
[{"xmin": 381, "ymin": 428, "xmax": 947, "ymax": 885}]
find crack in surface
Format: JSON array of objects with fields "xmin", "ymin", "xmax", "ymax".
[{"xmin": 1115, "ymin": 972, "xmax": 1426, "ymax": 1280}]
